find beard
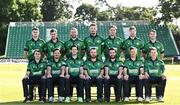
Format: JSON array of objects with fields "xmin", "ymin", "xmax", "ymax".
[
  {"xmin": 91, "ymin": 55, "xmax": 97, "ymax": 59},
  {"xmin": 110, "ymin": 56, "xmax": 115, "ymax": 59}
]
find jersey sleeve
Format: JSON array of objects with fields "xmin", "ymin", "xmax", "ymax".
[
  {"xmin": 24, "ymin": 41, "xmax": 29, "ymax": 51},
  {"xmin": 160, "ymin": 61, "xmax": 165, "ymax": 73},
  {"xmin": 160, "ymin": 43, "xmax": 165, "ymax": 54},
  {"xmin": 27, "ymin": 63, "xmax": 31, "ymax": 71},
  {"xmin": 144, "ymin": 61, "xmax": 149, "ymax": 73}
]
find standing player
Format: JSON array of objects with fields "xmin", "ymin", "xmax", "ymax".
[
  {"xmin": 83, "ymin": 48, "xmax": 104, "ymax": 102},
  {"xmin": 143, "ymin": 29, "xmax": 164, "ymax": 60},
  {"xmin": 22, "ymin": 50, "xmax": 46, "ymax": 103},
  {"xmin": 43, "ymin": 28, "xmax": 65, "ymax": 60},
  {"xmin": 46, "ymin": 49, "xmax": 66, "ymax": 103},
  {"xmin": 123, "ymin": 47, "xmax": 145, "ymax": 102},
  {"xmin": 104, "ymin": 25, "xmax": 123, "ymax": 60},
  {"xmin": 64, "ymin": 45, "xmax": 84, "ymax": 103},
  {"xmin": 84, "ymin": 23, "xmax": 104, "ymax": 61},
  {"xmin": 24, "ymin": 27, "xmax": 45, "ymax": 61},
  {"xmin": 144, "ymin": 47, "xmax": 166, "ymax": 102},
  {"xmin": 122, "ymin": 26, "xmax": 144, "ymax": 59},
  {"xmin": 64, "ymin": 27, "xmax": 85, "ymax": 59},
  {"xmin": 104, "ymin": 48, "xmax": 123, "ymax": 102}
]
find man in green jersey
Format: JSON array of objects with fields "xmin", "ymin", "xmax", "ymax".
[
  {"xmin": 104, "ymin": 25, "xmax": 123, "ymax": 60},
  {"xmin": 46, "ymin": 49, "xmax": 66, "ymax": 103},
  {"xmin": 104, "ymin": 48, "xmax": 123, "ymax": 102},
  {"xmin": 43, "ymin": 28, "xmax": 65, "ymax": 60},
  {"xmin": 64, "ymin": 45, "xmax": 84, "ymax": 103},
  {"xmin": 123, "ymin": 47, "xmax": 145, "ymax": 102},
  {"xmin": 84, "ymin": 23, "xmax": 104, "ymax": 61},
  {"xmin": 22, "ymin": 50, "xmax": 46, "ymax": 103},
  {"xmin": 122, "ymin": 26, "xmax": 144, "ymax": 59},
  {"xmin": 143, "ymin": 29, "xmax": 164, "ymax": 60},
  {"xmin": 24, "ymin": 27, "xmax": 45, "ymax": 61},
  {"xmin": 64, "ymin": 27, "xmax": 85, "ymax": 59},
  {"xmin": 144, "ymin": 47, "xmax": 166, "ymax": 102},
  {"xmin": 83, "ymin": 48, "xmax": 104, "ymax": 103}
]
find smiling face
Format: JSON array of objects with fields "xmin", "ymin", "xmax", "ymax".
[
  {"xmin": 70, "ymin": 28, "xmax": 78, "ymax": 39},
  {"xmin": 32, "ymin": 30, "xmax": 39, "ymax": 39},
  {"xmin": 130, "ymin": 48, "xmax": 137, "ymax": 58},
  {"xmin": 53, "ymin": 50, "xmax": 61, "ymax": 59},
  {"xmin": 34, "ymin": 51, "xmax": 41, "ymax": 60},
  {"xmin": 149, "ymin": 31, "xmax": 157, "ymax": 40},
  {"xmin": 50, "ymin": 31, "xmax": 57, "ymax": 40},
  {"xmin": 109, "ymin": 49, "xmax": 116, "ymax": 59},
  {"xmin": 89, "ymin": 25, "xmax": 97, "ymax": 36},
  {"xmin": 150, "ymin": 49, "xmax": 157, "ymax": 59},
  {"xmin": 90, "ymin": 48, "xmax": 97, "ymax": 58},
  {"xmin": 71, "ymin": 46, "xmax": 78, "ymax": 55},
  {"xmin": 109, "ymin": 27, "xmax": 117, "ymax": 37},
  {"xmin": 129, "ymin": 29, "xmax": 136, "ymax": 38}
]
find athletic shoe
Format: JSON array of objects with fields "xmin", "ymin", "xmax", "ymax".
[
  {"xmin": 48, "ymin": 96, "xmax": 54, "ymax": 103},
  {"xmin": 77, "ymin": 97, "xmax": 83, "ymax": 102},
  {"xmin": 58, "ymin": 96, "xmax": 63, "ymax": 103},
  {"xmin": 98, "ymin": 98, "xmax": 103, "ymax": 103},
  {"xmin": 85, "ymin": 98, "xmax": 91, "ymax": 103},
  {"xmin": 158, "ymin": 96, "xmax": 164, "ymax": 102},
  {"xmin": 137, "ymin": 97, "xmax": 143, "ymax": 102},
  {"xmin": 23, "ymin": 98, "xmax": 30, "ymax": 103},
  {"xmin": 124, "ymin": 97, "xmax": 129, "ymax": 102},
  {"xmin": 145, "ymin": 97, "xmax": 151, "ymax": 103},
  {"xmin": 65, "ymin": 97, "xmax": 71, "ymax": 103}
]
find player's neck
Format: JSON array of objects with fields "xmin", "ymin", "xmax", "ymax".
[
  {"xmin": 91, "ymin": 33, "xmax": 97, "ymax": 37},
  {"xmin": 33, "ymin": 38, "xmax": 38, "ymax": 41},
  {"xmin": 131, "ymin": 57, "xmax": 136, "ymax": 61},
  {"xmin": 110, "ymin": 58, "xmax": 116, "ymax": 62},
  {"xmin": 150, "ymin": 39, "xmax": 156, "ymax": 43},
  {"xmin": 54, "ymin": 58, "xmax": 60, "ymax": 62},
  {"xmin": 71, "ymin": 38, "xmax": 77, "ymax": 40},
  {"xmin": 91, "ymin": 58, "xmax": 97, "ymax": 62},
  {"xmin": 130, "ymin": 36, "xmax": 136, "ymax": 39},
  {"xmin": 151, "ymin": 57, "xmax": 157, "ymax": 61},
  {"xmin": 72, "ymin": 54, "xmax": 77, "ymax": 59},
  {"xmin": 110, "ymin": 35, "xmax": 116, "ymax": 39},
  {"xmin": 35, "ymin": 59, "xmax": 40, "ymax": 63},
  {"xmin": 52, "ymin": 38, "xmax": 57, "ymax": 43}
]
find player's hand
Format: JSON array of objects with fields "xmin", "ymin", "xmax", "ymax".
[
  {"xmin": 162, "ymin": 74, "xmax": 166, "ymax": 80},
  {"xmin": 24, "ymin": 75, "xmax": 29, "ymax": 79},
  {"xmin": 145, "ymin": 73, "xmax": 149, "ymax": 79},
  {"xmin": 139, "ymin": 74, "xmax": 145, "ymax": 80},
  {"xmin": 47, "ymin": 74, "xmax": 52, "ymax": 78},
  {"xmin": 97, "ymin": 75, "xmax": 103, "ymax": 79},
  {"xmin": 65, "ymin": 74, "xmax": 70, "ymax": 79},
  {"xmin": 42, "ymin": 75, "xmax": 46, "ymax": 79},
  {"xmin": 117, "ymin": 75, "xmax": 122, "ymax": 79},
  {"xmin": 85, "ymin": 75, "xmax": 91, "ymax": 80},
  {"xmin": 124, "ymin": 75, "xmax": 129, "ymax": 80},
  {"xmin": 59, "ymin": 74, "xmax": 64, "ymax": 78},
  {"xmin": 104, "ymin": 75, "xmax": 110, "ymax": 80},
  {"xmin": 79, "ymin": 74, "xmax": 85, "ymax": 79}
]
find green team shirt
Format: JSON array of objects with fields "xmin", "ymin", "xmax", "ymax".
[
  {"xmin": 84, "ymin": 59, "xmax": 104, "ymax": 78},
  {"xmin": 84, "ymin": 35, "xmax": 104, "ymax": 60},
  {"xmin": 124, "ymin": 58, "xmax": 144, "ymax": 76},
  {"xmin": 104, "ymin": 59, "xmax": 123, "ymax": 75},
  {"xmin": 104, "ymin": 36, "xmax": 123, "ymax": 60},
  {"xmin": 122, "ymin": 37, "xmax": 144, "ymax": 59},
  {"xmin": 24, "ymin": 38, "xmax": 45, "ymax": 60},
  {"xmin": 143, "ymin": 41, "xmax": 164, "ymax": 60},
  {"xmin": 43, "ymin": 39, "xmax": 65, "ymax": 60},
  {"xmin": 144, "ymin": 59, "xmax": 165, "ymax": 77},
  {"xmin": 66, "ymin": 57, "xmax": 84, "ymax": 77},
  {"xmin": 64, "ymin": 38, "xmax": 85, "ymax": 59},
  {"xmin": 47, "ymin": 58, "xmax": 66, "ymax": 77},
  {"xmin": 27, "ymin": 60, "xmax": 46, "ymax": 76}
]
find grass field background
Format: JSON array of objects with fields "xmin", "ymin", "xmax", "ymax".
[{"xmin": 0, "ymin": 63, "xmax": 180, "ymax": 105}]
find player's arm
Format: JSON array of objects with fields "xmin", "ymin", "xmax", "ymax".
[
  {"xmin": 104, "ymin": 62, "xmax": 110, "ymax": 79},
  {"xmin": 117, "ymin": 66, "xmax": 123, "ymax": 79},
  {"xmin": 97, "ymin": 68, "xmax": 104, "ymax": 79},
  {"xmin": 79, "ymin": 66, "xmax": 85, "ymax": 79},
  {"xmin": 144, "ymin": 61, "xmax": 149, "ymax": 79},
  {"xmin": 123, "ymin": 66, "xmax": 129, "ymax": 80},
  {"xmin": 24, "ymin": 71, "xmax": 30, "ymax": 79},
  {"xmin": 139, "ymin": 66, "xmax": 145, "ymax": 79},
  {"xmin": 84, "ymin": 68, "xmax": 91, "ymax": 79},
  {"xmin": 46, "ymin": 66, "xmax": 52, "ymax": 78}
]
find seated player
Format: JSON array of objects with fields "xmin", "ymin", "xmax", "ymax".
[
  {"xmin": 46, "ymin": 49, "xmax": 66, "ymax": 103},
  {"xmin": 144, "ymin": 47, "xmax": 167, "ymax": 102},
  {"xmin": 104, "ymin": 48, "xmax": 123, "ymax": 102},
  {"xmin": 22, "ymin": 50, "xmax": 46, "ymax": 103},
  {"xmin": 123, "ymin": 47, "xmax": 145, "ymax": 102},
  {"xmin": 83, "ymin": 48, "xmax": 104, "ymax": 103},
  {"xmin": 64, "ymin": 45, "xmax": 85, "ymax": 102}
]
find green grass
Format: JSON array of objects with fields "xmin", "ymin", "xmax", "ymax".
[{"xmin": 0, "ymin": 64, "xmax": 180, "ymax": 105}]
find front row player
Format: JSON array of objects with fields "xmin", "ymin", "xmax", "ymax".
[
  {"xmin": 84, "ymin": 48, "xmax": 104, "ymax": 103},
  {"xmin": 144, "ymin": 47, "xmax": 166, "ymax": 102},
  {"xmin": 104, "ymin": 48, "xmax": 123, "ymax": 102},
  {"xmin": 22, "ymin": 50, "xmax": 46, "ymax": 103},
  {"xmin": 123, "ymin": 47, "xmax": 145, "ymax": 102},
  {"xmin": 46, "ymin": 49, "xmax": 66, "ymax": 103}
]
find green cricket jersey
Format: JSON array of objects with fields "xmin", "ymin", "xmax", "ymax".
[
  {"xmin": 84, "ymin": 35, "xmax": 104, "ymax": 60},
  {"xmin": 143, "ymin": 40, "xmax": 164, "ymax": 60},
  {"xmin": 124, "ymin": 58, "xmax": 144, "ymax": 76},
  {"xmin": 122, "ymin": 37, "xmax": 144, "ymax": 59},
  {"xmin": 104, "ymin": 36, "xmax": 123, "ymax": 60},
  {"xmin": 84, "ymin": 59, "xmax": 104, "ymax": 78},
  {"xmin": 47, "ymin": 58, "xmax": 66, "ymax": 77},
  {"xmin": 24, "ymin": 38, "xmax": 45, "ymax": 60},
  {"xmin": 43, "ymin": 39, "xmax": 65, "ymax": 60},
  {"xmin": 66, "ymin": 56, "xmax": 84, "ymax": 77},
  {"xmin": 104, "ymin": 59, "xmax": 123, "ymax": 75},
  {"xmin": 27, "ymin": 60, "xmax": 46, "ymax": 76},
  {"xmin": 144, "ymin": 59, "xmax": 165, "ymax": 77},
  {"xmin": 64, "ymin": 38, "xmax": 85, "ymax": 59}
]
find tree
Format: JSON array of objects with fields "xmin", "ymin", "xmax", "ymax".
[{"xmin": 41, "ymin": 0, "xmax": 73, "ymax": 21}]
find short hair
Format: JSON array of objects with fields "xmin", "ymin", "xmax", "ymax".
[
  {"xmin": 71, "ymin": 45, "xmax": 78, "ymax": 49},
  {"xmin": 109, "ymin": 25, "xmax": 117, "ymax": 30},
  {"xmin": 130, "ymin": 46, "xmax": 137, "ymax": 51},
  {"xmin": 109, "ymin": 48, "xmax": 116, "ymax": 52},
  {"xmin": 150, "ymin": 47, "xmax": 157, "ymax": 52},
  {"xmin": 89, "ymin": 22, "xmax": 97, "ymax": 27},
  {"xmin": 50, "ymin": 28, "xmax": 57, "ymax": 33},
  {"xmin": 53, "ymin": 48, "xmax": 60, "ymax": 53},
  {"xmin": 32, "ymin": 27, "xmax": 39, "ymax": 31},
  {"xmin": 129, "ymin": 26, "xmax": 136, "ymax": 31},
  {"xmin": 90, "ymin": 48, "xmax": 97, "ymax": 52},
  {"xmin": 34, "ymin": 49, "xmax": 40, "ymax": 54},
  {"xmin": 150, "ymin": 29, "xmax": 156, "ymax": 34}
]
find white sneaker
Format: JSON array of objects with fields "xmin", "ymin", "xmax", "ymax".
[
  {"xmin": 58, "ymin": 96, "xmax": 63, "ymax": 103},
  {"xmin": 48, "ymin": 96, "xmax": 54, "ymax": 103},
  {"xmin": 124, "ymin": 97, "xmax": 129, "ymax": 102},
  {"xmin": 137, "ymin": 97, "xmax": 143, "ymax": 102},
  {"xmin": 145, "ymin": 97, "xmax": 151, "ymax": 103},
  {"xmin": 158, "ymin": 96, "xmax": 164, "ymax": 102}
]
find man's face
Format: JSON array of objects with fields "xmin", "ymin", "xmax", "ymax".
[
  {"xmin": 109, "ymin": 27, "xmax": 116, "ymax": 37},
  {"xmin": 89, "ymin": 26, "xmax": 97, "ymax": 36},
  {"xmin": 129, "ymin": 29, "xmax": 136, "ymax": 38},
  {"xmin": 54, "ymin": 50, "xmax": 61, "ymax": 59},
  {"xmin": 50, "ymin": 32, "xmax": 57, "ymax": 40},
  {"xmin": 70, "ymin": 29, "xmax": 77, "ymax": 39},
  {"xmin": 109, "ymin": 50, "xmax": 116, "ymax": 59},
  {"xmin": 130, "ymin": 49, "xmax": 137, "ymax": 58},
  {"xmin": 71, "ymin": 47, "xmax": 78, "ymax": 55},
  {"xmin": 34, "ymin": 51, "xmax": 41, "ymax": 59},
  {"xmin": 90, "ymin": 49, "xmax": 97, "ymax": 58},
  {"xmin": 150, "ymin": 50, "xmax": 157, "ymax": 59},
  {"xmin": 149, "ymin": 31, "xmax": 156, "ymax": 40},
  {"xmin": 32, "ymin": 30, "xmax": 39, "ymax": 39}
]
